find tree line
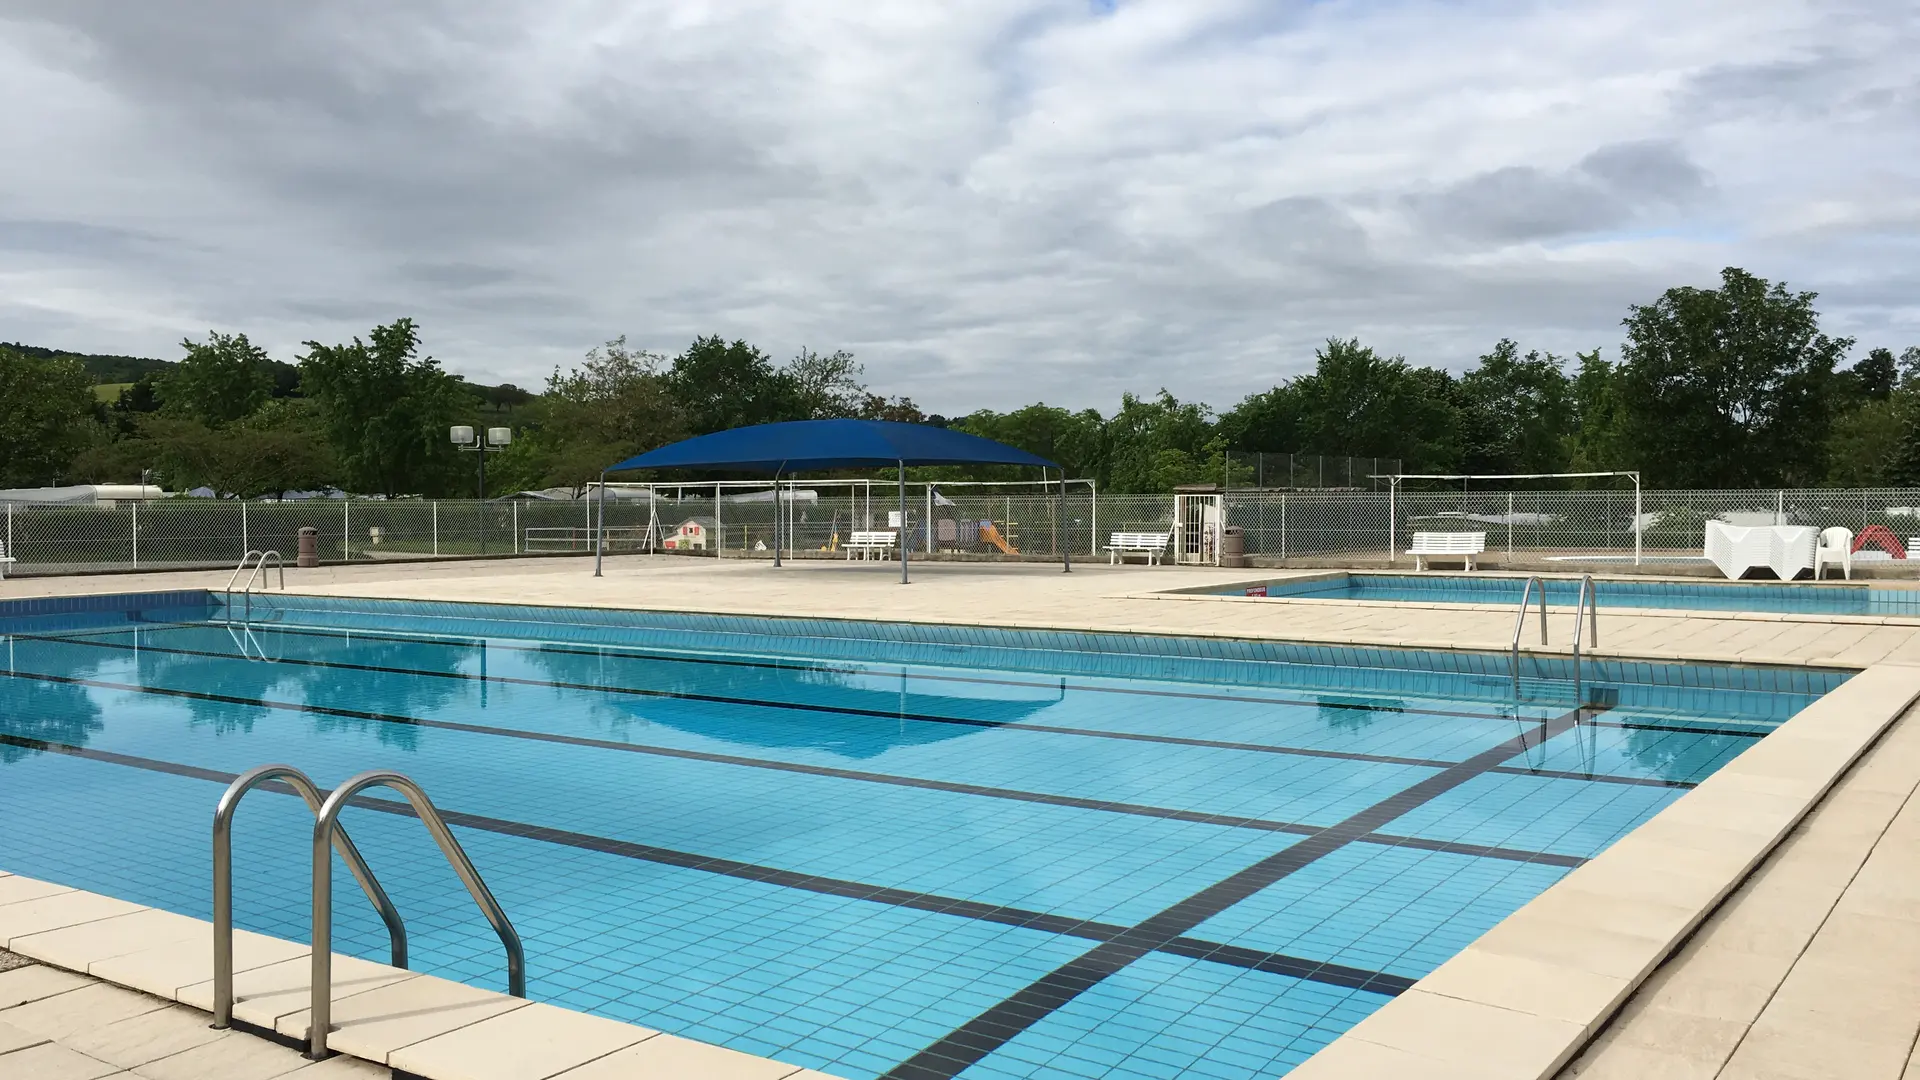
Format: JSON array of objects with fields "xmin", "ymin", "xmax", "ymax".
[{"xmin": 1, "ymin": 266, "xmax": 1914, "ymax": 497}]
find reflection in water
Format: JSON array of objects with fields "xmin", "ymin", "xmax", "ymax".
[
  {"xmin": 0, "ymin": 676, "xmax": 106, "ymax": 763},
  {"xmin": 141, "ymin": 627, "xmax": 480, "ymax": 752},
  {"xmin": 1621, "ymin": 725, "xmax": 1732, "ymax": 785},
  {"xmin": 1317, "ymin": 697, "xmax": 1400, "ymax": 732},
  {"xmin": 518, "ymin": 645, "xmax": 1061, "ymax": 759}
]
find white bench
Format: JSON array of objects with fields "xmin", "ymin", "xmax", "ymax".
[
  {"xmin": 1406, "ymin": 531, "xmax": 1486, "ymax": 571},
  {"xmin": 0, "ymin": 540, "xmax": 12, "ymax": 579},
  {"xmin": 844, "ymin": 530, "xmax": 898, "ymax": 560},
  {"xmin": 1106, "ymin": 532, "xmax": 1171, "ymax": 565}
]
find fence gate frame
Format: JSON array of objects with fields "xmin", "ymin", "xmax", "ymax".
[
  {"xmin": 1378, "ymin": 470, "xmax": 1642, "ymax": 566},
  {"xmin": 1172, "ymin": 492, "xmax": 1222, "ymax": 566}
]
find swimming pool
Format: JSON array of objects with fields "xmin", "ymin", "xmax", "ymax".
[
  {"xmin": 0, "ymin": 592, "xmax": 1838, "ymax": 1079},
  {"xmin": 1214, "ymin": 572, "xmax": 1920, "ymax": 617}
]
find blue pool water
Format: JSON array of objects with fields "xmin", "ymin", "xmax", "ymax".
[
  {"xmin": 0, "ymin": 592, "xmax": 1839, "ymax": 1079},
  {"xmin": 1219, "ymin": 572, "xmax": 1920, "ymax": 616}
]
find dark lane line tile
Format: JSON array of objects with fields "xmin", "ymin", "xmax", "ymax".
[{"xmin": 0, "ymin": 731, "xmax": 1414, "ymax": 996}]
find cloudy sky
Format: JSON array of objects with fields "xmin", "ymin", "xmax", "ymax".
[{"xmin": 2, "ymin": 0, "xmax": 1915, "ymax": 413}]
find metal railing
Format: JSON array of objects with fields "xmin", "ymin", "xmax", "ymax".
[
  {"xmin": 211, "ymin": 765, "xmax": 406, "ymax": 1030},
  {"xmin": 309, "ymin": 770, "xmax": 524, "ymax": 1059},
  {"xmin": 224, "ymin": 549, "xmax": 283, "ymax": 622},
  {"xmin": 1572, "ymin": 574, "xmax": 1599, "ymax": 707},
  {"xmin": 1510, "ymin": 576, "xmax": 1548, "ymax": 698}
]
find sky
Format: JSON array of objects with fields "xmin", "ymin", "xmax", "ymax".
[{"xmin": 1, "ymin": 0, "xmax": 1916, "ymax": 414}]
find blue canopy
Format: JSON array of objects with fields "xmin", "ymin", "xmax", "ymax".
[{"xmin": 606, "ymin": 419, "xmax": 1057, "ymax": 474}]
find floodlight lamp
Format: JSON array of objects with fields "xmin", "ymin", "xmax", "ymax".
[
  {"xmin": 487, "ymin": 427, "xmax": 512, "ymax": 447},
  {"xmin": 450, "ymin": 425, "xmax": 475, "ymax": 445}
]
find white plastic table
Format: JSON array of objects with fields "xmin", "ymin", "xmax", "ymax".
[{"xmin": 1705, "ymin": 521, "xmax": 1817, "ymax": 580}]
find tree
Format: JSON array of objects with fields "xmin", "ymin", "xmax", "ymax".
[
  {"xmin": 0, "ymin": 345, "xmax": 97, "ymax": 486},
  {"xmin": 666, "ymin": 336, "xmax": 798, "ymax": 434},
  {"xmin": 1615, "ymin": 267, "xmax": 1849, "ymax": 487},
  {"xmin": 956, "ymin": 404, "xmax": 1107, "ymax": 481},
  {"xmin": 1844, "ymin": 348, "xmax": 1898, "ymax": 403},
  {"xmin": 1566, "ymin": 350, "xmax": 1627, "ymax": 472},
  {"xmin": 1103, "ymin": 391, "xmax": 1220, "ymax": 492},
  {"xmin": 1455, "ymin": 340, "xmax": 1574, "ymax": 475},
  {"xmin": 501, "ymin": 336, "xmax": 686, "ymax": 492},
  {"xmin": 297, "ymin": 318, "xmax": 466, "ymax": 496},
  {"xmin": 156, "ymin": 331, "xmax": 275, "ymax": 427},
  {"xmin": 1293, "ymin": 338, "xmax": 1457, "ymax": 468},
  {"xmin": 142, "ymin": 402, "xmax": 336, "ymax": 497}
]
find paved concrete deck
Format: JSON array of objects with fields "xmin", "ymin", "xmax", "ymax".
[{"xmin": 1559, "ymin": 700, "xmax": 1920, "ymax": 1080}]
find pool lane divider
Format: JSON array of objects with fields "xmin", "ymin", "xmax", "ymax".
[
  {"xmin": 879, "ymin": 703, "xmax": 1609, "ymax": 1080},
  {"xmin": 0, "ymin": 730, "xmax": 1416, "ymax": 998},
  {"xmin": 14, "ymin": 630, "xmax": 1707, "ymax": 793},
  {"xmin": 0, "ymin": 662, "xmax": 1589, "ymax": 868}
]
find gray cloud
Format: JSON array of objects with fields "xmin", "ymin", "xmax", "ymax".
[{"xmin": 1, "ymin": 0, "xmax": 1916, "ymax": 412}]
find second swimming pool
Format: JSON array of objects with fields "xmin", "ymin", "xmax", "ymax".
[
  {"xmin": 1214, "ymin": 572, "xmax": 1920, "ymax": 616},
  {"xmin": 0, "ymin": 592, "xmax": 1837, "ymax": 1079}
]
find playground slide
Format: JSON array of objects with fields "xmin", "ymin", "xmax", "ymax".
[{"xmin": 980, "ymin": 522, "xmax": 1019, "ymax": 555}]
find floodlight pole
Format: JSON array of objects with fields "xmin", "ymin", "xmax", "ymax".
[
  {"xmin": 899, "ymin": 461, "xmax": 909, "ymax": 585},
  {"xmin": 592, "ymin": 470, "xmax": 607, "ymax": 577}
]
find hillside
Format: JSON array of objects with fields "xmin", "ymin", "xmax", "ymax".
[{"xmin": 1, "ymin": 342, "xmax": 171, "ymax": 384}]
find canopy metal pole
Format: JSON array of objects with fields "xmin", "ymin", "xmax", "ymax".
[
  {"xmin": 899, "ymin": 461, "xmax": 909, "ymax": 585},
  {"xmin": 592, "ymin": 470, "xmax": 607, "ymax": 577},
  {"xmin": 1060, "ymin": 469, "xmax": 1072, "ymax": 573}
]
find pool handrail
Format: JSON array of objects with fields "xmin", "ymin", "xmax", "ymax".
[
  {"xmin": 212, "ymin": 764, "xmax": 406, "ymax": 1030},
  {"xmin": 1509, "ymin": 575, "xmax": 1549, "ymax": 698},
  {"xmin": 309, "ymin": 769, "xmax": 524, "ymax": 1059},
  {"xmin": 225, "ymin": 549, "xmax": 285, "ymax": 622},
  {"xmin": 1572, "ymin": 574, "xmax": 1599, "ymax": 707},
  {"xmin": 224, "ymin": 550, "xmax": 265, "ymax": 603}
]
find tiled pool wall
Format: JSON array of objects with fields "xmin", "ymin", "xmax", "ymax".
[{"xmin": 222, "ymin": 593, "xmax": 1844, "ymax": 717}]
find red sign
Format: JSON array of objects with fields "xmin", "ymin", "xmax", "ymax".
[{"xmin": 1244, "ymin": 585, "xmax": 1268, "ymax": 597}]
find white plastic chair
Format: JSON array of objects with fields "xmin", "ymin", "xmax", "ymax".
[{"xmin": 1816, "ymin": 527, "xmax": 1853, "ymax": 580}]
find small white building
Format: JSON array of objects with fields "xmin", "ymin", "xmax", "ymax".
[{"xmin": 665, "ymin": 516, "xmax": 718, "ymax": 551}]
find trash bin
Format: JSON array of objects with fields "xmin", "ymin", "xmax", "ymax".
[
  {"xmin": 297, "ymin": 526, "xmax": 318, "ymax": 568},
  {"xmin": 1220, "ymin": 525, "xmax": 1247, "ymax": 568}
]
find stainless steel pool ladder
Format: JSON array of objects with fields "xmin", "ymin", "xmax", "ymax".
[
  {"xmin": 224, "ymin": 550, "xmax": 285, "ymax": 622},
  {"xmin": 1572, "ymin": 574, "xmax": 1599, "ymax": 709},
  {"xmin": 1510, "ymin": 575, "xmax": 1599, "ymax": 706},
  {"xmin": 1509, "ymin": 576, "xmax": 1549, "ymax": 698},
  {"xmin": 211, "ymin": 766, "xmax": 525, "ymax": 1059}
]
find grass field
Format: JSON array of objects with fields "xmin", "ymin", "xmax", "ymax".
[{"xmin": 93, "ymin": 382, "xmax": 132, "ymax": 402}]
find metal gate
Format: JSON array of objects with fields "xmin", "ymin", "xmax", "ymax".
[{"xmin": 1173, "ymin": 493, "xmax": 1221, "ymax": 565}]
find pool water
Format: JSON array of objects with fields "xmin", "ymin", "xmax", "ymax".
[
  {"xmin": 0, "ymin": 593, "xmax": 1838, "ymax": 1080},
  {"xmin": 1219, "ymin": 572, "xmax": 1920, "ymax": 616}
]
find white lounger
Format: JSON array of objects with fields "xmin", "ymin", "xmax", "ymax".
[
  {"xmin": 1106, "ymin": 532, "xmax": 1171, "ymax": 565},
  {"xmin": 1406, "ymin": 531, "xmax": 1486, "ymax": 571},
  {"xmin": 844, "ymin": 530, "xmax": 898, "ymax": 560},
  {"xmin": 0, "ymin": 540, "xmax": 12, "ymax": 579}
]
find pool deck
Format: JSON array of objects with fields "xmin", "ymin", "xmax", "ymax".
[{"xmin": 7, "ymin": 554, "xmax": 1920, "ymax": 1080}]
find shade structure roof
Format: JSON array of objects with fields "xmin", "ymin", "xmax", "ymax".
[{"xmin": 606, "ymin": 419, "xmax": 1058, "ymax": 474}]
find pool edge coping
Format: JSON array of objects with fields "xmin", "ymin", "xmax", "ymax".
[
  {"xmin": 0, "ymin": 875, "xmax": 835, "ymax": 1079},
  {"xmin": 1282, "ymin": 659, "xmax": 1920, "ymax": 1079}
]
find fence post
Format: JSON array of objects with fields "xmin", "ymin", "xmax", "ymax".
[
  {"xmin": 432, "ymin": 502, "xmax": 439, "ymax": 556},
  {"xmin": 1280, "ymin": 493, "xmax": 1287, "ymax": 563},
  {"xmin": 131, "ymin": 501, "xmax": 139, "ymax": 571},
  {"xmin": 1777, "ymin": 489, "xmax": 1785, "ymax": 526},
  {"xmin": 1387, "ymin": 482, "xmax": 1395, "ymax": 565},
  {"xmin": 1089, "ymin": 482, "xmax": 1098, "ymax": 556},
  {"xmin": 4, "ymin": 503, "xmax": 10, "ymax": 567},
  {"xmin": 241, "ymin": 500, "xmax": 248, "ymax": 557},
  {"xmin": 343, "ymin": 500, "xmax": 350, "ymax": 560},
  {"xmin": 1507, "ymin": 492, "xmax": 1514, "ymax": 562},
  {"xmin": 1634, "ymin": 480, "xmax": 1643, "ymax": 566},
  {"xmin": 714, "ymin": 484, "xmax": 723, "ymax": 559}
]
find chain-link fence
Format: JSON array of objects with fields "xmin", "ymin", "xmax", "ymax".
[
  {"xmin": 1224, "ymin": 453, "xmax": 1402, "ymax": 491},
  {"xmin": 11, "ymin": 486, "xmax": 1920, "ymax": 576}
]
